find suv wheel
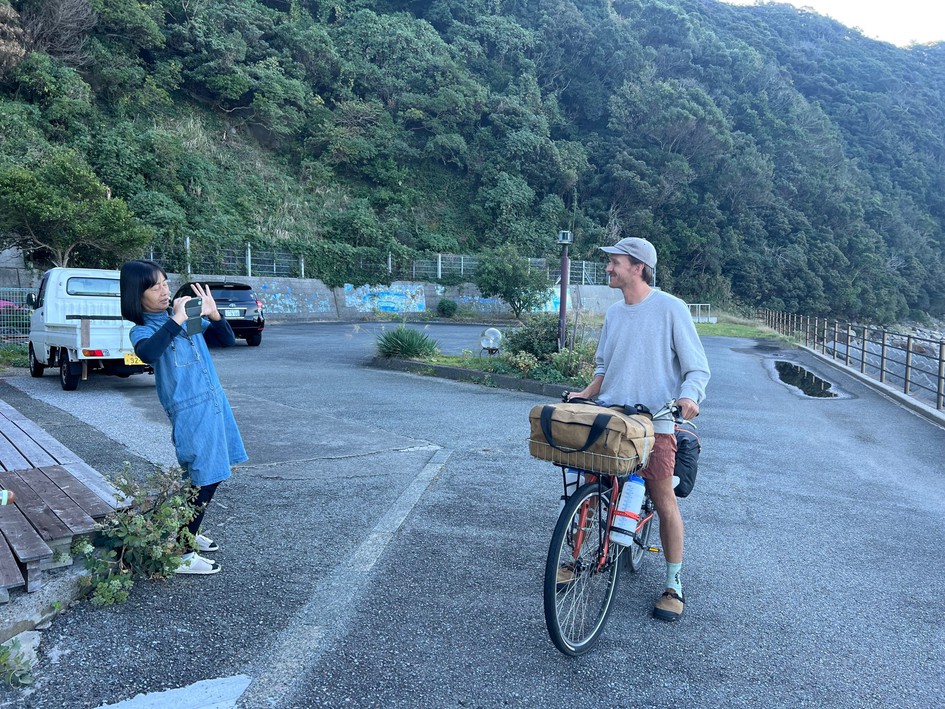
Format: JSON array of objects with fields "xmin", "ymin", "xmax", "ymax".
[{"xmin": 245, "ymin": 333, "xmax": 262, "ymax": 347}]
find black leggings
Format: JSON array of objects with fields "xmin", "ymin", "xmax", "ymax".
[{"xmin": 186, "ymin": 482, "xmax": 220, "ymax": 537}]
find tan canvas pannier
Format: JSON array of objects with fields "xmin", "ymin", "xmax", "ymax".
[{"xmin": 528, "ymin": 402, "xmax": 655, "ymax": 475}]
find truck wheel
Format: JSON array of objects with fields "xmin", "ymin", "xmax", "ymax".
[
  {"xmin": 29, "ymin": 344, "xmax": 46, "ymax": 378},
  {"xmin": 246, "ymin": 333, "xmax": 262, "ymax": 347},
  {"xmin": 59, "ymin": 350, "xmax": 79, "ymax": 391}
]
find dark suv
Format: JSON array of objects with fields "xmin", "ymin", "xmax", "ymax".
[{"xmin": 173, "ymin": 281, "xmax": 265, "ymax": 346}]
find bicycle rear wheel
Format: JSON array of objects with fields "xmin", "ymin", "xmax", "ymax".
[{"xmin": 543, "ymin": 481, "xmax": 622, "ymax": 656}]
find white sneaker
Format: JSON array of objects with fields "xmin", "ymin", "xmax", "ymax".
[
  {"xmin": 195, "ymin": 533, "xmax": 219, "ymax": 552},
  {"xmin": 176, "ymin": 552, "xmax": 221, "ymax": 575}
]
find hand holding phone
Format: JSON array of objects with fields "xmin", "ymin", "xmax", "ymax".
[{"xmin": 184, "ymin": 297, "xmax": 203, "ymax": 335}]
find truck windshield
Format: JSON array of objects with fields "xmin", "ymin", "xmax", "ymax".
[{"xmin": 66, "ymin": 278, "xmax": 120, "ymax": 297}]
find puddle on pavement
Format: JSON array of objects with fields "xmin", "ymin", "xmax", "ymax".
[{"xmin": 775, "ymin": 361, "xmax": 838, "ymax": 398}]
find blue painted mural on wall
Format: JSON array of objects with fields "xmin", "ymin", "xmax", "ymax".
[
  {"xmin": 257, "ymin": 282, "xmax": 334, "ymax": 314},
  {"xmin": 344, "ymin": 283, "xmax": 426, "ymax": 313}
]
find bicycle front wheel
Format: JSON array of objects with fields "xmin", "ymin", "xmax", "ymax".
[
  {"xmin": 543, "ymin": 481, "xmax": 622, "ymax": 656},
  {"xmin": 625, "ymin": 497, "xmax": 655, "ymax": 573}
]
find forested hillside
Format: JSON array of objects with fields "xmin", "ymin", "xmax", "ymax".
[{"xmin": 0, "ymin": 0, "xmax": 942, "ymax": 322}]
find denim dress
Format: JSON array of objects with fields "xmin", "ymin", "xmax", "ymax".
[{"xmin": 131, "ymin": 312, "xmax": 247, "ymax": 487}]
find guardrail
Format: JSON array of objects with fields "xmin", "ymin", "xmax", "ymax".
[{"xmin": 761, "ymin": 309, "xmax": 945, "ymax": 411}]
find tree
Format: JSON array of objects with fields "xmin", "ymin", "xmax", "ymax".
[
  {"xmin": 474, "ymin": 243, "xmax": 551, "ymax": 319},
  {"xmin": 0, "ymin": 149, "xmax": 151, "ymax": 267}
]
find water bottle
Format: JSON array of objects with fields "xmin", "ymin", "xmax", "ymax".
[
  {"xmin": 560, "ymin": 468, "xmax": 584, "ymax": 510},
  {"xmin": 610, "ymin": 473, "xmax": 645, "ymax": 547}
]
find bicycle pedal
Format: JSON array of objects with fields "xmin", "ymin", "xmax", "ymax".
[{"xmin": 646, "ymin": 546, "xmax": 661, "ymax": 554}]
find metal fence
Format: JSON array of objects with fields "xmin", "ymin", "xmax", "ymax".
[
  {"xmin": 0, "ymin": 287, "xmax": 33, "ymax": 343},
  {"xmin": 762, "ymin": 310, "xmax": 945, "ymax": 411},
  {"xmin": 146, "ymin": 243, "xmax": 609, "ymax": 285}
]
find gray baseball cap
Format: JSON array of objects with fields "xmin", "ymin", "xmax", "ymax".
[{"xmin": 599, "ymin": 237, "xmax": 657, "ymax": 269}]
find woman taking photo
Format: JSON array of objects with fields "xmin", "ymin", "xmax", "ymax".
[{"xmin": 120, "ymin": 260, "xmax": 247, "ymax": 575}]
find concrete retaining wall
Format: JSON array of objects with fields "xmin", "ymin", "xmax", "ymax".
[
  {"xmin": 170, "ymin": 275, "xmax": 621, "ymax": 322},
  {"xmin": 3, "ymin": 260, "xmax": 621, "ymax": 321}
]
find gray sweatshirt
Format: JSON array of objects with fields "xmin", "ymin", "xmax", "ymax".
[{"xmin": 594, "ymin": 289, "xmax": 710, "ymax": 434}]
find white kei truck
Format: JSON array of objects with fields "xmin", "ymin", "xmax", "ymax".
[{"xmin": 27, "ymin": 267, "xmax": 151, "ymax": 391}]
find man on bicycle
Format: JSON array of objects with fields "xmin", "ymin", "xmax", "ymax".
[{"xmin": 567, "ymin": 236, "xmax": 709, "ymax": 622}]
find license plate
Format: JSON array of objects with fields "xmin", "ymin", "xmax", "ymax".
[
  {"xmin": 124, "ymin": 353, "xmax": 145, "ymax": 366},
  {"xmin": 223, "ymin": 308, "xmax": 241, "ymax": 317}
]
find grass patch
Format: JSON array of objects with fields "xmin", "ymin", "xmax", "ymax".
[
  {"xmin": 0, "ymin": 343, "xmax": 28, "ymax": 370},
  {"xmin": 695, "ymin": 321, "xmax": 776, "ymax": 338}
]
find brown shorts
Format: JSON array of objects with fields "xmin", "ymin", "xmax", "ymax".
[{"xmin": 640, "ymin": 433, "xmax": 677, "ymax": 481}]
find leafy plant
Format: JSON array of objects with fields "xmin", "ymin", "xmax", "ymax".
[
  {"xmin": 0, "ymin": 638, "xmax": 34, "ymax": 688},
  {"xmin": 74, "ymin": 465, "xmax": 197, "ymax": 606},
  {"xmin": 376, "ymin": 325, "xmax": 440, "ymax": 358},
  {"xmin": 436, "ymin": 298, "xmax": 458, "ymax": 318},
  {"xmin": 504, "ymin": 350, "xmax": 539, "ymax": 374},
  {"xmin": 503, "ymin": 313, "xmax": 560, "ymax": 362},
  {"xmin": 0, "ymin": 344, "xmax": 28, "ymax": 369}
]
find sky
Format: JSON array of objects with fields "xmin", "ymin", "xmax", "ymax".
[{"xmin": 719, "ymin": 1, "xmax": 945, "ymax": 47}]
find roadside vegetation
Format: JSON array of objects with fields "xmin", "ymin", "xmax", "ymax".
[
  {"xmin": 73, "ymin": 465, "xmax": 200, "ymax": 606},
  {"xmin": 375, "ymin": 312, "xmax": 776, "ymax": 388},
  {"xmin": 0, "ymin": 343, "xmax": 28, "ymax": 370}
]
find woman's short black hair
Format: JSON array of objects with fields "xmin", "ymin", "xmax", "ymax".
[{"xmin": 120, "ymin": 260, "xmax": 167, "ymax": 325}]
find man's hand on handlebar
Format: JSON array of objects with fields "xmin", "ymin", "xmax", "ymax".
[{"xmin": 676, "ymin": 397, "xmax": 699, "ymax": 421}]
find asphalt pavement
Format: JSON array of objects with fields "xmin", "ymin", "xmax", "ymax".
[{"xmin": 0, "ymin": 321, "xmax": 943, "ymax": 708}]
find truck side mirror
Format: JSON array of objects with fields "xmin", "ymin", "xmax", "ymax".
[{"xmin": 26, "ymin": 293, "xmax": 36, "ymax": 308}]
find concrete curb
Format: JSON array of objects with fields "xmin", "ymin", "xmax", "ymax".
[
  {"xmin": 369, "ymin": 356, "xmax": 566, "ymax": 399},
  {"xmin": 0, "ymin": 565, "xmax": 86, "ymax": 644}
]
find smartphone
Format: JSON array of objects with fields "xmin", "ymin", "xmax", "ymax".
[{"xmin": 184, "ymin": 297, "xmax": 203, "ymax": 335}]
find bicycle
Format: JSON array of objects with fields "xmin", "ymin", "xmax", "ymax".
[{"xmin": 542, "ymin": 400, "xmax": 679, "ymax": 656}]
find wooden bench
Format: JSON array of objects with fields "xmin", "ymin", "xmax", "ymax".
[{"xmin": 0, "ymin": 399, "xmax": 122, "ymax": 601}]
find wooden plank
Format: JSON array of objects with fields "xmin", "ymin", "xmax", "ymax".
[
  {"xmin": 15, "ymin": 468, "xmax": 97, "ymax": 535},
  {"xmin": 0, "ymin": 504, "xmax": 52, "ymax": 563},
  {"xmin": 2, "ymin": 418, "xmax": 80, "ymax": 466},
  {"xmin": 0, "ymin": 418, "xmax": 57, "ymax": 469},
  {"xmin": 0, "ymin": 432, "xmax": 30, "ymax": 472},
  {"xmin": 0, "ymin": 471, "xmax": 73, "ymax": 542},
  {"xmin": 0, "ymin": 537, "xmax": 25, "ymax": 591},
  {"xmin": 41, "ymin": 465, "xmax": 115, "ymax": 518},
  {"xmin": 60, "ymin": 461, "xmax": 128, "ymax": 508}
]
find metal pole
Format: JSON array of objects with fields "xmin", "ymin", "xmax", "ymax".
[
  {"xmin": 437, "ymin": 253, "xmax": 442, "ymax": 280},
  {"xmin": 185, "ymin": 235, "xmax": 191, "ymax": 276},
  {"xmin": 860, "ymin": 326, "xmax": 868, "ymax": 373},
  {"xmin": 937, "ymin": 341, "xmax": 945, "ymax": 411},
  {"xmin": 832, "ymin": 321, "xmax": 839, "ymax": 359},
  {"xmin": 246, "ymin": 242, "xmax": 252, "ymax": 277},
  {"xmin": 880, "ymin": 330, "xmax": 888, "ymax": 384},
  {"xmin": 937, "ymin": 341, "xmax": 945, "ymax": 410},
  {"xmin": 845, "ymin": 324, "xmax": 852, "ymax": 366},
  {"xmin": 300, "ymin": 255, "xmax": 305, "ymax": 279},
  {"xmin": 558, "ymin": 245, "xmax": 569, "ymax": 349},
  {"xmin": 904, "ymin": 335, "xmax": 913, "ymax": 395}
]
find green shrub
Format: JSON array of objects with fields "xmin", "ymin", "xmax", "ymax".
[
  {"xmin": 503, "ymin": 313, "xmax": 559, "ymax": 361},
  {"xmin": 504, "ymin": 350, "xmax": 539, "ymax": 374},
  {"xmin": 436, "ymin": 298, "xmax": 458, "ymax": 318},
  {"xmin": 376, "ymin": 325, "xmax": 440, "ymax": 358},
  {"xmin": 74, "ymin": 465, "xmax": 196, "ymax": 606}
]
